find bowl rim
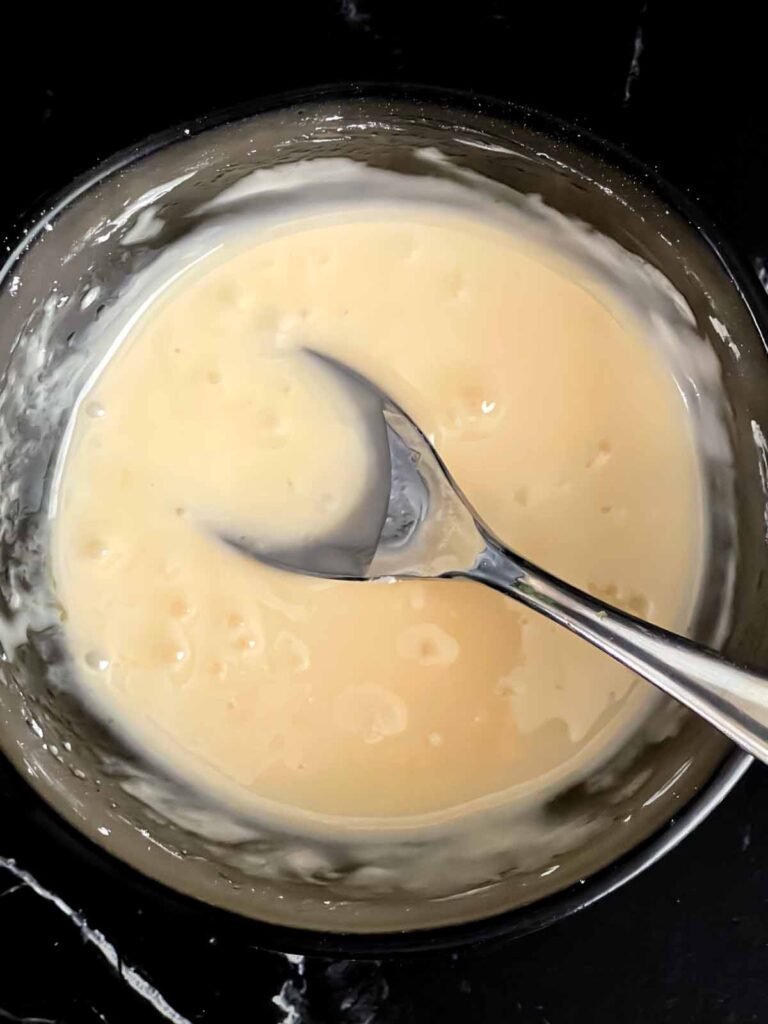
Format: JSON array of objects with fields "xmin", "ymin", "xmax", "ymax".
[{"xmin": 0, "ymin": 82, "xmax": 761, "ymax": 956}]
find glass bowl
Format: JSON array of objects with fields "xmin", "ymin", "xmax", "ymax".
[{"xmin": 0, "ymin": 86, "xmax": 763, "ymax": 953}]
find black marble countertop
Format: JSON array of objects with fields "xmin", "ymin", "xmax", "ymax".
[{"xmin": 3, "ymin": 4, "xmax": 767, "ymax": 1021}]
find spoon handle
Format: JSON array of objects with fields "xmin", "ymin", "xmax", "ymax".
[{"xmin": 464, "ymin": 538, "xmax": 767, "ymax": 763}]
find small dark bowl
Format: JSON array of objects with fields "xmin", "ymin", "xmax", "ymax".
[{"xmin": 0, "ymin": 86, "xmax": 763, "ymax": 954}]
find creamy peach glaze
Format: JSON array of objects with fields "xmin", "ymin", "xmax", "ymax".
[{"xmin": 51, "ymin": 207, "xmax": 703, "ymax": 821}]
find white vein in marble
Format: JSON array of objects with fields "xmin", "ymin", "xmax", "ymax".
[{"xmin": 0, "ymin": 858, "xmax": 192, "ymax": 1024}]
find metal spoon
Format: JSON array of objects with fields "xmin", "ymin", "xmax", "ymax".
[{"xmin": 232, "ymin": 350, "xmax": 768, "ymax": 765}]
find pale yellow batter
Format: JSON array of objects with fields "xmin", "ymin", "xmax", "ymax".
[{"xmin": 51, "ymin": 206, "xmax": 703, "ymax": 820}]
